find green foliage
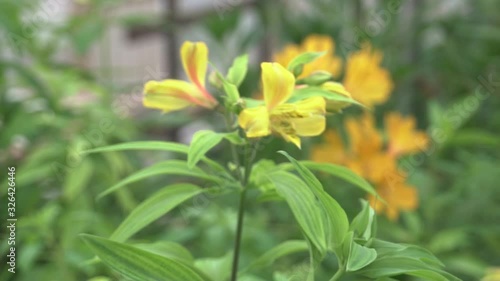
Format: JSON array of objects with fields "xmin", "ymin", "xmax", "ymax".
[
  {"xmin": 80, "ymin": 235, "xmax": 209, "ymax": 281},
  {"xmin": 3, "ymin": 0, "xmax": 498, "ymax": 280},
  {"xmin": 110, "ymin": 184, "xmax": 204, "ymax": 242},
  {"xmin": 286, "ymin": 51, "xmax": 325, "ymax": 77}
]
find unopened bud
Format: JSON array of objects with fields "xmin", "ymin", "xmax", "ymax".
[{"xmin": 208, "ymin": 71, "xmax": 223, "ymax": 89}]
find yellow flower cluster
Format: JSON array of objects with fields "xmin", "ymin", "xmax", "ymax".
[
  {"xmin": 274, "ymin": 35, "xmax": 393, "ymax": 108},
  {"xmin": 275, "ymin": 34, "xmax": 427, "ymax": 219},
  {"xmin": 143, "ymin": 41, "xmax": 352, "ymax": 148},
  {"xmin": 312, "ymin": 113, "xmax": 428, "ymax": 220}
]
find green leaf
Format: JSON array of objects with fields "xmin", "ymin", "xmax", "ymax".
[
  {"xmin": 188, "ymin": 130, "xmax": 225, "ymax": 168},
  {"xmin": 63, "ymin": 158, "xmax": 93, "ymax": 200},
  {"xmin": 359, "ymin": 257, "xmax": 457, "ymax": 281},
  {"xmin": 135, "ymin": 241, "xmax": 195, "ymax": 265},
  {"xmin": 98, "ymin": 160, "xmax": 218, "ymax": 198},
  {"xmin": 194, "ymin": 252, "xmax": 233, "ymax": 281},
  {"xmin": 346, "ymin": 241, "xmax": 377, "ymax": 272},
  {"xmin": 223, "ymin": 131, "xmax": 246, "ymax": 145},
  {"xmin": 242, "ymin": 98, "xmax": 265, "ymax": 108},
  {"xmin": 289, "ymin": 87, "xmax": 363, "ymax": 107},
  {"xmin": 110, "ymin": 184, "xmax": 203, "ymax": 242},
  {"xmin": 350, "ymin": 200, "xmax": 377, "ymax": 240},
  {"xmin": 80, "ymin": 234, "xmax": 208, "ymax": 281},
  {"xmin": 84, "ymin": 141, "xmax": 226, "ymax": 173},
  {"xmin": 85, "ymin": 141, "xmax": 189, "ymax": 154},
  {"xmin": 267, "ymin": 171, "xmax": 327, "ymax": 253},
  {"xmin": 242, "ymin": 240, "xmax": 309, "ymax": 273},
  {"xmin": 278, "ymin": 151, "xmax": 349, "ymax": 249},
  {"xmin": 357, "ymin": 239, "xmax": 460, "ymax": 281},
  {"xmin": 223, "ymin": 81, "xmax": 241, "ymax": 105},
  {"xmin": 287, "ymin": 52, "xmax": 325, "ymax": 77},
  {"xmin": 287, "ymin": 161, "xmax": 379, "ymax": 198},
  {"xmin": 447, "ymin": 129, "xmax": 500, "ymax": 147},
  {"xmin": 226, "ymin": 54, "xmax": 248, "ymax": 86}
]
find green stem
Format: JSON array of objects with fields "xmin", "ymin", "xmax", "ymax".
[
  {"xmin": 224, "ymin": 112, "xmax": 243, "ymax": 182},
  {"xmin": 230, "ymin": 188, "xmax": 247, "ymax": 281},
  {"xmin": 230, "ymin": 141, "xmax": 259, "ymax": 281},
  {"xmin": 329, "ymin": 262, "xmax": 345, "ymax": 281}
]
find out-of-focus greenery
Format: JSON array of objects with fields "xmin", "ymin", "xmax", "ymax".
[{"xmin": 1, "ymin": 0, "xmax": 499, "ymax": 280}]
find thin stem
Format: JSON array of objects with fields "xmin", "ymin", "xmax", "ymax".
[
  {"xmin": 230, "ymin": 141, "xmax": 259, "ymax": 281},
  {"xmin": 224, "ymin": 112, "xmax": 243, "ymax": 182},
  {"xmin": 329, "ymin": 267, "xmax": 345, "ymax": 281},
  {"xmin": 329, "ymin": 260, "xmax": 345, "ymax": 281},
  {"xmin": 230, "ymin": 188, "xmax": 247, "ymax": 281}
]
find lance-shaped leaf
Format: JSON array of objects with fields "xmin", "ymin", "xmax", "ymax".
[
  {"xmin": 226, "ymin": 54, "xmax": 248, "ymax": 87},
  {"xmin": 84, "ymin": 141, "xmax": 226, "ymax": 172},
  {"xmin": 278, "ymin": 151, "xmax": 349, "ymax": 249},
  {"xmin": 267, "ymin": 171, "xmax": 327, "ymax": 254},
  {"xmin": 242, "ymin": 240, "xmax": 309, "ymax": 273},
  {"xmin": 135, "ymin": 241, "xmax": 195, "ymax": 265},
  {"xmin": 110, "ymin": 183, "xmax": 203, "ymax": 242},
  {"xmin": 80, "ymin": 234, "xmax": 209, "ymax": 281},
  {"xmin": 98, "ymin": 160, "xmax": 218, "ymax": 198},
  {"xmin": 188, "ymin": 130, "xmax": 225, "ymax": 168},
  {"xmin": 287, "ymin": 51, "xmax": 325, "ymax": 77},
  {"xmin": 282, "ymin": 161, "xmax": 379, "ymax": 198}
]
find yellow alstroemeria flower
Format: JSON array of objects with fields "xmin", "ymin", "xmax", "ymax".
[
  {"xmin": 368, "ymin": 179, "xmax": 418, "ymax": 221},
  {"xmin": 311, "ymin": 113, "xmax": 422, "ymax": 220},
  {"xmin": 238, "ymin": 62, "xmax": 326, "ymax": 148},
  {"xmin": 343, "ymin": 44, "xmax": 393, "ymax": 108},
  {"xmin": 143, "ymin": 41, "xmax": 218, "ymax": 113},
  {"xmin": 385, "ymin": 112, "xmax": 429, "ymax": 156}
]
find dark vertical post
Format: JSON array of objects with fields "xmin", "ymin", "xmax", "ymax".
[{"xmin": 166, "ymin": 0, "xmax": 179, "ymax": 78}]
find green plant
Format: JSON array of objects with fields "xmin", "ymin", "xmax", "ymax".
[{"xmin": 80, "ymin": 41, "xmax": 459, "ymax": 281}]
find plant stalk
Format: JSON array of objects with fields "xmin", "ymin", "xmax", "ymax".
[
  {"xmin": 230, "ymin": 141, "xmax": 258, "ymax": 281},
  {"xmin": 230, "ymin": 188, "xmax": 247, "ymax": 281},
  {"xmin": 329, "ymin": 264, "xmax": 345, "ymax": 281}
]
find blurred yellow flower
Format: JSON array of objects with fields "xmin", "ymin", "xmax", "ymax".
[
  {"xmin": 274, "ymin": 34, "xmax": 342, "ymax": 79},
  {"xmin": 483, "ymin": 268, "xmax": 500, "ymax": 281},
  {"xmin": 385, "ymin": 112, "xmax": 429, "ymax": 156},
  {"xmin": 368, "ymin": 179, "xmax": 418, "ymax": 221},
  {"xmin": 311, "ymin": 112, "xmax": 424, "ymax": 220},
  {"xmin": 343, "ymin": 44, "xmax": 394, "ymax": 108},
  {"xmin": 238, "ymin": 63, "xmax": 326, "ymax": 148},
  {"xmin": 143, "ymin": 41, "xmax": 218, "ymax": 113}
]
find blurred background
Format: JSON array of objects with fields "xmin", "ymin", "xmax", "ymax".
[{"xmin": 1, "ymin": 0, "xmax": 499, "ymax": 280}]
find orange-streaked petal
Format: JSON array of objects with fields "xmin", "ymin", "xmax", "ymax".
[
  {"xmin": 181, "ymin": 41, "xmax": 208, "ymax": 89},
  {"xmin": 261, "ymin": 62, "xmax": 295, "ymax": 111},
  {"xmin": 143, "ymin": 80, "xmax": 204, "ymax": 112},
  {"xmin": 238, "ymin": 106, "xmax": 271, "ymax": 138}
]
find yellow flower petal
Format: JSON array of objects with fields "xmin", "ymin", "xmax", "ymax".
[
  {"xmin": 143, "ymin": 80, "xmax": 202, "ymax": 112},
  {"xmin": 343, "ymin": 44, "xmax": 393, "ymax": 108},
  {"xmin": 369, "ymin": 181, "xmax": 418, "ymax": 221},
  {"xmin": 385, "ymin": 112, "xmax": 428, "ymax": 156},
  {"xmin": 345, "ymin": 113, "xmax": 383, "ymax": 156},
  {"xmin": 270, "ymin": 97, "xmax": 326, "ymax": 148},
  {"xmin": 261, "ymin": 62, "xmax": 295, "ymax": 111},
  {"xmin": 181, "ymin": 41, "xmax": 208, "ymax": 89},
  {"xmin": 311, "ymin": 130, "xmax": 347, "ymax": 164},
  {"xmin": 238, "ymin": 106, "xmax": 271, "ymax": 138},
  {"xmin": 280, "ymin": 133, "xmax": 302, "ymax": 148}
]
